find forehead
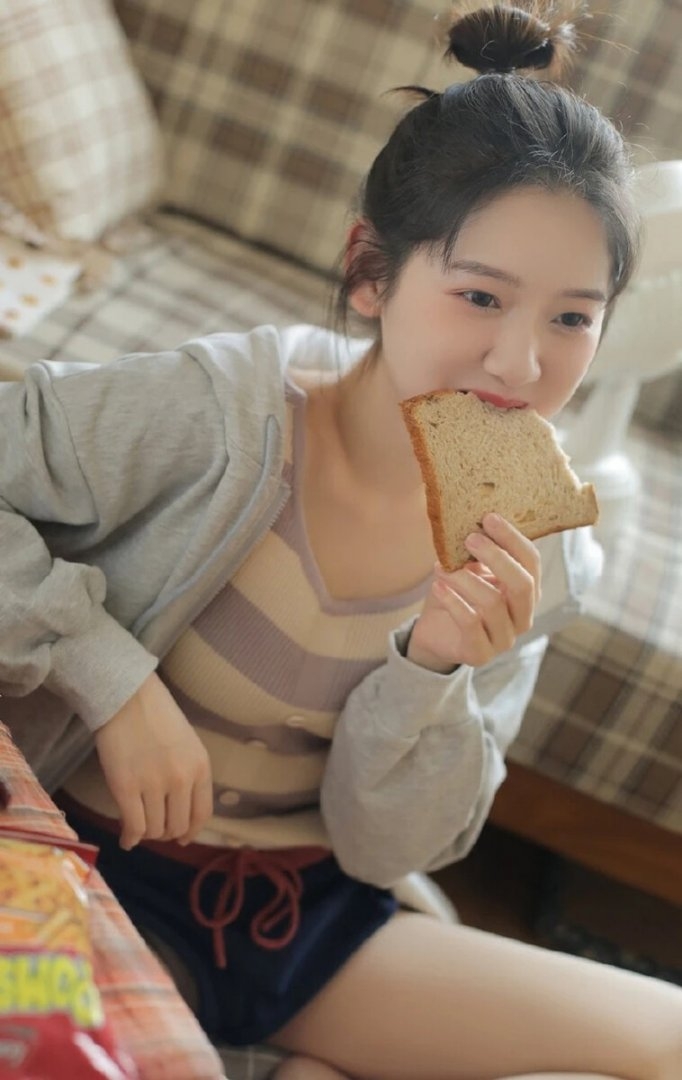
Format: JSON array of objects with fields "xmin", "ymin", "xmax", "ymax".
[{"xmin": 446, "ymin": 187, "xmax": 612, "ymax": 289}]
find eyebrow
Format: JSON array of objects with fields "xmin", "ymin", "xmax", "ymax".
[{"xmin": 445, "ymin": 259, "xmax": 608, "ymax": 304}]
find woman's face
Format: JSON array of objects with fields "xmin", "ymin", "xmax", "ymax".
[{"xmin": 351, "ymin": 187, "xmax": 612, "ymax": 419}]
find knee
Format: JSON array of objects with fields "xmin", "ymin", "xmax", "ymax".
[{"xmin": 272, "ymin": 1054, "xmax": 350, "ymax": 1080}]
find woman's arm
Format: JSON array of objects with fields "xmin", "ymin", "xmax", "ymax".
[
  {"xmin": 321, "ymin": 630, "xmax": 547, "ymax": 887},
  {"xmin": 321, "ymin": 522, "xmax": 600, "ymax": 887},
  {"xmin": 0, "ymin": 352, "xmax": 224, "ymax": 843},
  {"xmin": 0, "ymin": 365, "xmax": 158, "ymax": 724}
]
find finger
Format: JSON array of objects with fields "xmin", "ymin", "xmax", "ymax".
[
  {"xmin": 437, "ymin": 560, "xmax": 497, "ymax": 585},
  {"xmin": 163, "ymin": 784, "xmax": 193, "ymax": 841},
  {"xmin": 439, "ymin": 570, "xmax": 516, "ymax": 653},
  {"xmin": 464, "ymin": 533, "xmax": 536, "ymax": 632},
  {"xmin": 432, "ymin": 578, "xmax": 495, "ymax": 663},
  {"xmin": 117, "ymin": 792, "xmax": 146, "ymax": 851},
  {"xmin": 141, "ymin": 786, "xmax": 167, "ymax": 840},
  {"xmin": 178, "ymin": 774, "xmax": 214, "ymax": 846},
  {"xmin": 481, "ymin": 513, "xmax": 542, "ymax": 594}
]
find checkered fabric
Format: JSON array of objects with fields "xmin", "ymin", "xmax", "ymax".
[
  {"xmin": 1, "ymin": 213, "xmax": 329, "ymax": 368},
  {"xmin": 568, "ymin": 0, "xmax": 681, "ymax": 165},
  {"xmin": 111, "ymin": 0, "xmax": 682, "ymax": 275},
  {"xmin": 111, "ymin": 0, "xmax": 451, "ymax": 275},
  {"xmin": 0, "ymin": 0, "xmax": 164, "ymax": 242},
  {"xmin": 0, "ymin": 720, "xmax": 225, "ymax": 1080},
  {"xmin": 515, "ymin": 423, "xmax": 682, "ymax": 831},
  {"xmin": 1, "ymin": 211, "xmax": 679, "ymax": 841}
]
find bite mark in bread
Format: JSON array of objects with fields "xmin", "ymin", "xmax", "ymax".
[{"xmin": 400, "ymin": 390, "xmax": 598, "ymax": 572}]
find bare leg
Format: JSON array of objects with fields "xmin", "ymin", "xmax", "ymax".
[
  {"xmin": 270, "ymin": 1061, "xmax": 620, "ymax": 1080},
  {"xmin": 269, "ymin": 913, "xmax": 682, "ymax": 1080}
]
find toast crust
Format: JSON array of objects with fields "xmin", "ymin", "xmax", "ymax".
[{"xmin": 399, "ymin": 396, "xmax": 452, "ymax": 568}]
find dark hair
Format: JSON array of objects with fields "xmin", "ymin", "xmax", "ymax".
[{"xmin": 336, "ymin": 2, "xmax": 640, "ymax": 332}]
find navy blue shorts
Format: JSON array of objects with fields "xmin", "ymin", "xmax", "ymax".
[{"xmin": 63, "ymin": 808, "xmax": 398, "ymax": 1046}]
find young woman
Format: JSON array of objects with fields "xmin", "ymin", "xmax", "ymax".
[{"xmin": 1, "ymin": 4, "xmax": 680, "ymax": 1079}]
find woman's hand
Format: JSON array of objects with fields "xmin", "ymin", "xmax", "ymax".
[
  {"xmin": 94, "ymin": 672, "xmax": 213, "ymax": 850},
  {"xmin": 407, "ymin": 513, "xmax": 542, "ymax": 674}
]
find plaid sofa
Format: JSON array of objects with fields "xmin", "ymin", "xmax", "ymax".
[{"xmin": 1, "ymin": 1, "xmax": 681, "ymax": 1077}]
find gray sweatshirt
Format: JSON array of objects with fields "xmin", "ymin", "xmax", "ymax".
[{"xmin": 0, "ymin": 324, "xmax": 601, "ymax": 887}]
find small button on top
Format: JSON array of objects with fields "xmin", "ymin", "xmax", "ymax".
[
  {"xmin": 218, "ymin": 790, "xmax": 241, "ymax": 807},
  {"xmin": 247, "ymin": 738, "xmax": 268, "ymax": 750},
  {"xmin": 286, "ymin": 715, "xmax": 305, "ymax": 728}
]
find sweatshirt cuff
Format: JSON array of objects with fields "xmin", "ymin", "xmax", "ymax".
[
  {"xmin": 44, "ymin": 606, "xmax": 159, "ymax": 731},
  {"xmin": 392, "ymin": 619, "xmax": 460, "ymax": 675},
  {"xmin": 382, "ymin": 621, "xmax": 476, "ymax": 740}
]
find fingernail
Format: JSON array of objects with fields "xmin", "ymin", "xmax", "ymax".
[
  {"xmin": 483, "ymin": 512, "xmax": 502, "ymax": 528},
  {"xmin": 466, "ymin": 532, "xmax": 484, "ymax": 549}
]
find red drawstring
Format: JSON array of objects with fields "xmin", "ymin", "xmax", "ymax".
[
  {"xmin": 51, "ymin": 792, "xmax": 327, "ymax": 970},
  {"xmin": 189, "ymin": 847, "xmax": 315, "ymax": 969}
]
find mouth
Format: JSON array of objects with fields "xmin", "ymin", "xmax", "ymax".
[{"xmin": 466, "ymin": 390, "xmax": 528, "ymax": 410}]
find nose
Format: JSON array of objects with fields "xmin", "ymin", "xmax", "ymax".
[{"xmin": 482, "ymin": 322, "xmax": 541, "ymax": 388}]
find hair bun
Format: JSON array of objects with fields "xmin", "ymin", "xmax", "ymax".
[{"xmin": 446, "ymin": 3, "xmax": 584, "ymax": 79}]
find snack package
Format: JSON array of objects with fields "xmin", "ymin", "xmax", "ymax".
[{"xmin": 0, "ymin": 829, "xmax": 137, "ymax": 1079}]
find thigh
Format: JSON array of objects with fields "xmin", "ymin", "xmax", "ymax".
[{"xmin": 270, "ymin": 913, "xmax": 682, "ymax": 1080}]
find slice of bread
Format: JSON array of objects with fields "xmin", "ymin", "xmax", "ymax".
[{"xmin": 400, "ymin": 390, "xmax": 598, "ymax": 572}]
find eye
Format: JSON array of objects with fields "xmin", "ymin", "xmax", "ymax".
[
  {"xmin": 556, "ymin": 311, "xmax": 592, "ymax": 329},
  {"xmin": 461, "ymin": 290, "xmax": 498, "ymax": 309}
]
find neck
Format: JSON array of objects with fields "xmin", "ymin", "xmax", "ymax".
[{"xmin": 330, "ymin": 349, "xmax": 424, "ymax": 498}]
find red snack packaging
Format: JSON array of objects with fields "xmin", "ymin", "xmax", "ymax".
[{"xmin": 0, "ymin": 829, "xmax": 138, "ymax": 1079}]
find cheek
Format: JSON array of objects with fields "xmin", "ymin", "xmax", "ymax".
[
  {"xmin": 556, "ymin": 330, "xmax": 600, "ymax": 380},
  {"xmin": 572, "ymin": 334, "xmax": 601, "ymax": 380},
  {"xmin": 542, "ymin": 342, "xmax": 597, "ymax": 415}
]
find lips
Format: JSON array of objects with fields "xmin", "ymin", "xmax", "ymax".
[{"xmin": 467, "ymin": 390, "xmax": 528, "ymax": 409}]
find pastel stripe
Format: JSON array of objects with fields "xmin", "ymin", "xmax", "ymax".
[
  {"xmin": 198, "ymin": 727, "xmax": 327, "ymax": 795},
  {"xmin": 161, "ymin": 626, "xmax": 336, "ymax": 738},
  {"xmin": 192, "ymin": 585, "xmax": 383, "ymax": 712},
  {"xmin": 151, "ymin": 390, "xmax": 427, "ymax": 852},
  {"xmin": 214, "ymin": 530, "xmax": 425, "ymax": 649},
  {"xmin": 163, "ymin": 674, "xmax": 330, "ymax": 754}
]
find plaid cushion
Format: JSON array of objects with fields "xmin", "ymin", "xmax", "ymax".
[
  {"xmin": 0, "ymin": 721, "xmax": 225, "ymax": 1080},
  {"xmin": 2, "ymin": 212, "xmax": 330, "ymax": 366},
  {"xmin": 0, "ymin": 0, "xmax": 164, "ymax": 242},
  {"xmin": 1, "ymin": 211, "xmax": 679, "ymax": 836},
  {"xmin": 511, "ymin": 424, "xmax": 682, "ymax": 831},
  {"xmin": 111, "ymin": 0, "xmax": 448, "ymax": 274},
  {"xmin": 568, "ymin": 0, "xmax": 681, "ymax": 164},
  {"xmin": 111, "ymin": 0, "xmax": 682, "ymax": 277}
]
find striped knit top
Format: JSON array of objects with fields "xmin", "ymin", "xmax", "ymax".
[
  {"xmin": 62, "ymin": 374, "xmax": 429, "ymax": 847},
  {"xmin": 154, "ymin": 376, "xmax": 429, "ymax": 850}
]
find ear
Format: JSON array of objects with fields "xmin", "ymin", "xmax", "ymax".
[
  {"xmin": 344, "ymin": 219, "xmax": 383, "ymax": 319},
  {"xmin": 349, "ymin": 279, "xmax": 382, "ymax": 319}
]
